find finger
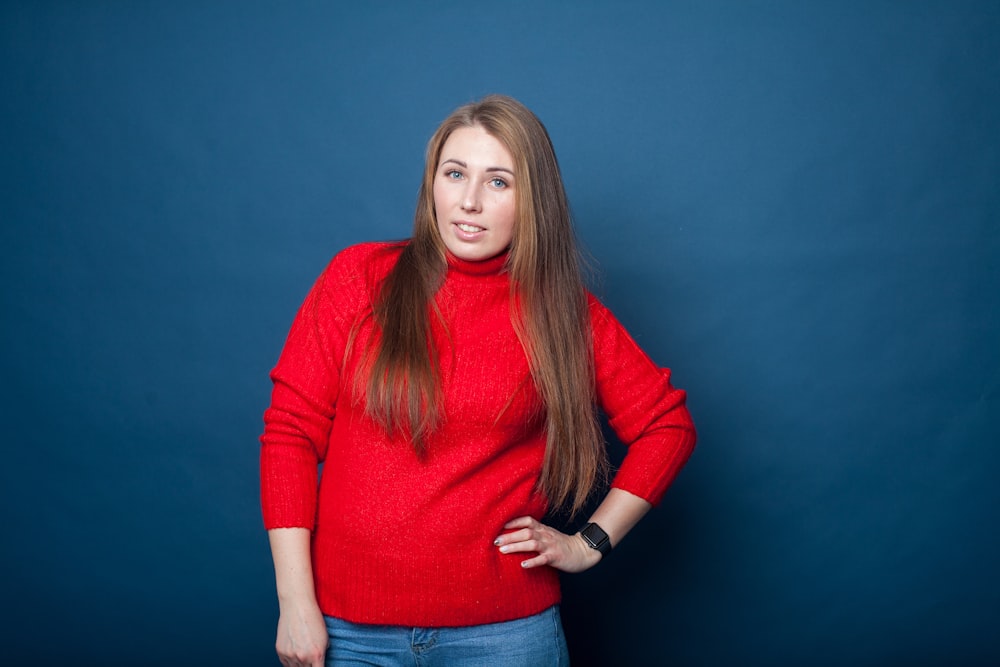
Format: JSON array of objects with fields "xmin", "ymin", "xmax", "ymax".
[
  {"xmin": 305, "ymin": 649, "xmax": 326, "ymax": 667},
  {"xmin": 498, "ymin": 537, "xmax": 543, "ymax": 554},
  {"xmin": 503, "ymin": 516, "xmax": 537, "ymax": 530},
  {"xmin": 519, "ymin": 552, "xmax": 551, "ymax": 569},
  {"xmin": 495, "ymin": 527, "xmax": 537, "ymax": 547}
]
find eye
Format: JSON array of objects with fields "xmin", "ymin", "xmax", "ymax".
[
  {"xmin": 445, "ymin": 169, "xmax": 463, "ymax": 180},
  {"xmin": 489, "ymin": 177, "xmax": 508, "ymax": 189}
]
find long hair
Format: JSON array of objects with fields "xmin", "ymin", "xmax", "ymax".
[{"xmin": 363, "ymin": 94, "xmax": 606, "ymax": 516}]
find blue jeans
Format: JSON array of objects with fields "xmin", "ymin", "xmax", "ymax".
[{"xmin": 324, "ymin": 606, "xmax": 570, "ymax": 666}]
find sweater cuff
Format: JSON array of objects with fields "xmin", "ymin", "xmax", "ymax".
[
  {"xmin": 610, "ymin": 426, "xmax": 696, "ymax": 505},
  {"xmin": 260, "ymin": 444, "xmax": 319, "ymax": 529}
]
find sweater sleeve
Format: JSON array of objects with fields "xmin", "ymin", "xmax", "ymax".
[
  {"xmin": 590, "ymin": 295, "xmax": 696, "ymax": 506},
  {"xmin": 260, "ymin": 244, "xmax": 379, "ymax": 530}
]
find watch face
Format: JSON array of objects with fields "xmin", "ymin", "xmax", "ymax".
[{"xmin": 582, "ymin": 522, "xmax": 608, "ymax": 547}]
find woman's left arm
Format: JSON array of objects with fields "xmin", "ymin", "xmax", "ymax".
[
  {"xmin": 497, "ymin": 296, "xmax": 696, "ymax": 572},
  {"xmin": 495, "ymin": 487, "xmax": 652, "ymax": 573}
]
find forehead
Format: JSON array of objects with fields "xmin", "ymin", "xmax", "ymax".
[{"xmin": 438, "ymin": 125, "xmax": 514, "ymax": 168}]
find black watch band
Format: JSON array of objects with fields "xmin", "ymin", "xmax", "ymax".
[{"xmin": 580, "ymin": 522, "xmax": 613, "ymax": 557}]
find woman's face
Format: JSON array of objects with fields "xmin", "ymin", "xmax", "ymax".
[{"xmin": 433, "ymin": 125, "xmax": 517, "ymax": 262}]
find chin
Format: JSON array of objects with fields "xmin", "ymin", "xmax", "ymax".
[{"xmin": 447, "ymin": 244, "xmax": 497, "ymax": 262}]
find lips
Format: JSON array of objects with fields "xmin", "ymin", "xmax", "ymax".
[{"xmin": 452, "ymin": 221, "xmax": 487, "ymax": 243}]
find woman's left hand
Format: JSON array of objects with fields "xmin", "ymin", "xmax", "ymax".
[{"xmin": 495, "ymin": 516, "xmax": 603, "ymax": 573}]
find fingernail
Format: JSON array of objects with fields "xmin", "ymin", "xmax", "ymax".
[
  {"xmin": 499, "ymin": 545, "xmax": 509, "ymax": 553},
  {"xmin": 493, "ymin": 538, "xmax": 501, "ymax": 546}
]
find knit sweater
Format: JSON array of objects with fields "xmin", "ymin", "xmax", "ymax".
[{"xmin": 260, "ymin": 242, "xmax": 695, "ymax": 627}]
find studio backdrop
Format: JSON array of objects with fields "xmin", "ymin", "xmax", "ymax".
[{"xmin": 2, "ymin": 2, "xmax": 998, "ymax": 665}]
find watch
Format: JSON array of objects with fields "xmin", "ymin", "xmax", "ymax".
[{"xmin": 580, "ymin": 522, "xmax": 613, "ymax": 557}]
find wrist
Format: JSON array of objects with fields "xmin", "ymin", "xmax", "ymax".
[
  {"xmin": 276, "ymin": 587, "xmax": 319, "ymax": 608},
  {"xmin": 579, "ymin": 521, "xmax": 613, "ymax": 558},
  {"xmin": 576, "ymin": 533, "xmax": 605, "ymax": 566}
]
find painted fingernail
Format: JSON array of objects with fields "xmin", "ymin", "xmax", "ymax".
[
  {"xmin": 493, "ymin": 538, "xmax": 501, "ymax": 546},
  {"xmin": 499, "ymin": 545, "xmax": 509, "ymax": 553}
]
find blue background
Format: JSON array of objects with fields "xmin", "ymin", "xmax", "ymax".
[{"xmin": 2, "ymin": 2, "xmax": 998, "ymax": 665}]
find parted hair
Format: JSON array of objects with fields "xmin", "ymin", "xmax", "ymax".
[{"xmin": 362, "ymin": 94, "xmax": 606, "ymax": 516}]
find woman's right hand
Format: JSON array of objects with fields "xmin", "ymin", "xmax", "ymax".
[
  {"xmin": 269, "ymin": 528, "xmax": 327, "ymax": 667},
  {"xmin": 276, "ymin": 600, "xmax": 328, "ymax": 667}
]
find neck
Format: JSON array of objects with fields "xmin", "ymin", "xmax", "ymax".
[{"xmin": 445, "ymin": 250, "xmax": 509, "ymax": 277}]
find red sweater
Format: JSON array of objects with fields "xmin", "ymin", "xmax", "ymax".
[{"xmin": 261, "ymin": 242, "xmax": 695, "ymax": 627}]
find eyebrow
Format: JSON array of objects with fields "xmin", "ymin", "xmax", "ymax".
[{"xmin": 440, "ymin": 158, "xmax": 515, "ymax": 176}]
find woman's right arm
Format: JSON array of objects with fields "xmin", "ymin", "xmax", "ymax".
[
  {"xmin": 262, "ymin": 254, "xmax": 359, "ymax": 666},
  {"xmin": 269, "ymin": 527, "xmax": 327, "ymax": 667},
  {"xmin": 261, "ymin": 273, "xmax": 337, "ymax": 667},
  {"xmin": 262, "ymin": 246, "xmax": 384, "ymax": 665}
]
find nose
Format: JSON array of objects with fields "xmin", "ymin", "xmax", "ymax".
[{"xmin": 461, "ymin": 183, "xmax": 481, "ymax": 212}]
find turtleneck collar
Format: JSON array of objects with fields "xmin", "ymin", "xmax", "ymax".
[{"xmin": 445, "ymin": 250, "xmax": 510, "ymax": 277}]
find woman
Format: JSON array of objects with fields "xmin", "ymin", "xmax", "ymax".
[{"xmin": 261, "ymin": 95, "xmax": 696, "ymax": 666}]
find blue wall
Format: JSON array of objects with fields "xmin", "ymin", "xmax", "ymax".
[{"xmin": 2, "ymin": 2, "xmax": 998, "ymax": 665}]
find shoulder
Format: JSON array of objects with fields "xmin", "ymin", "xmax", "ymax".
[
  {"xmin": 326, "ymin": 241, "xmax": 404, "ymax": 275},
  {"xmin": 585, "ymin": 292, "xmax": 649, "ymax": 359},
  {"xmin": 318, "ymin": 241, "xmax": 405, "ymax": 289},
  {"xmin": 586, "ymin": 291, "xmax": 615, "ymax": 328},
  {"xmin": 299, "ymin": 242, "xmax": 407, "ymax": 317}
]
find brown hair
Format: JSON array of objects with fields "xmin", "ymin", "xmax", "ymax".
[{"xmin": 363, "ymin": 94, "xmax": 605, "ymax": 515}]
